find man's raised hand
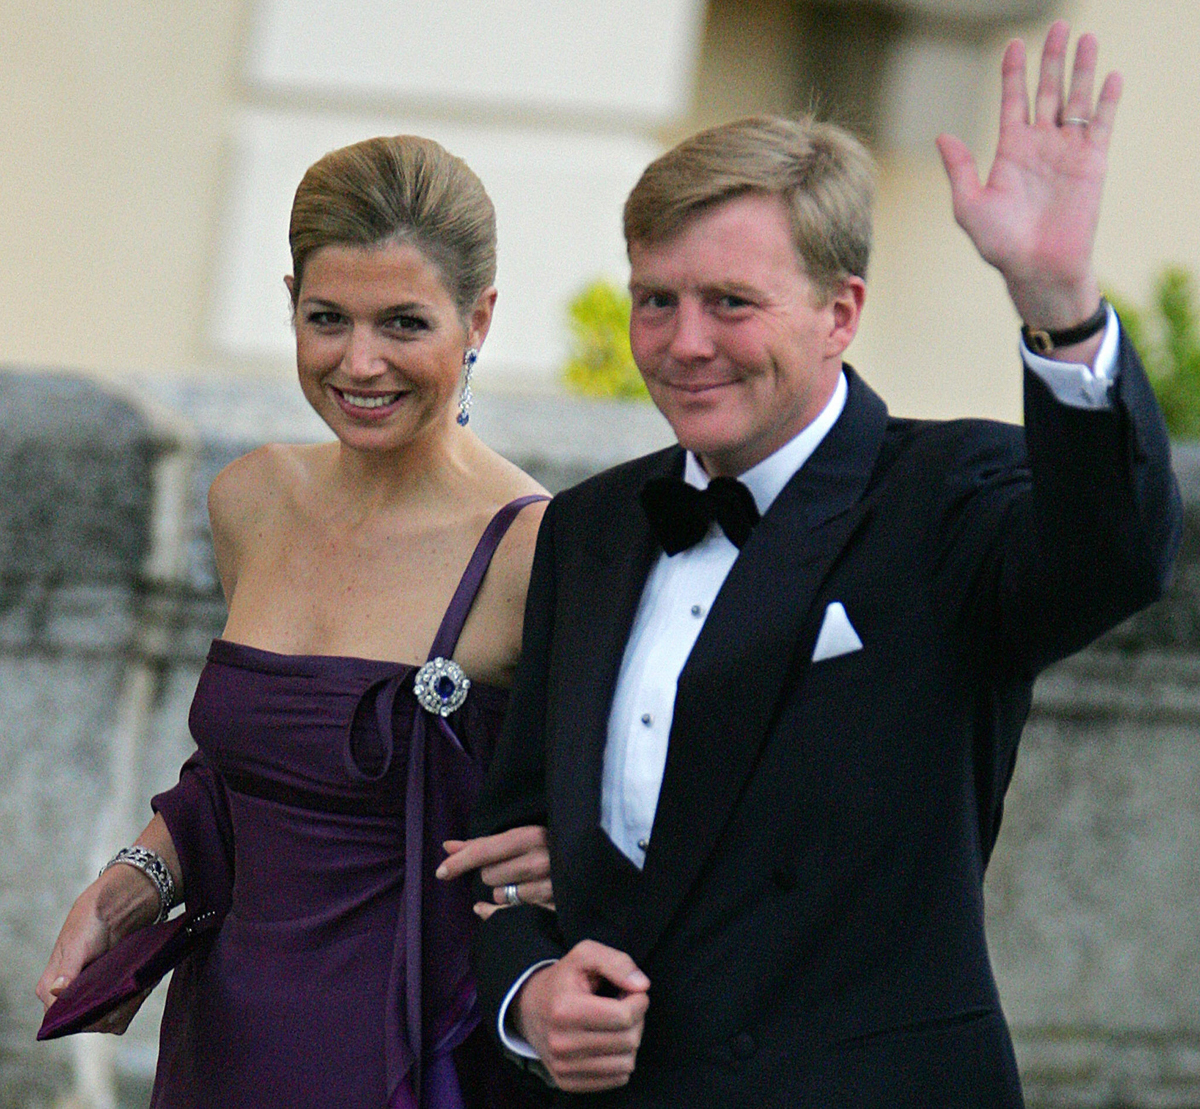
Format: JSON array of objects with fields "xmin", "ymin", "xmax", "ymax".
[{"xmin": 936, "ymin": 20, "xmax": 1120, "ymax": 333}]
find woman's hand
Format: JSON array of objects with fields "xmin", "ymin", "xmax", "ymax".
[
  {"xmin": 36, "ymin": 816, "xmax": 181, "ymax": 1033},
  {"xmin": 437, "ymin": 825, "xmax": 553, "ymax": 920},
  {"xmin": 35, "ymin": 865, "xmax": 161, "ymax": 1033}
]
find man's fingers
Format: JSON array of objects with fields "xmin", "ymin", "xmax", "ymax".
[
  {"xmin": 537, "ymin": 984, "xmax": 647, "ymax": 1091},
  {"xmin": 546, "ymin": 1046, "xmax": 640, "ymax": 1093},
  {"xmin": 516, "ymin": 945, "xmax": 649, "ymax": 1094},
  {"xmin": 545, "ymin": 989, "xmax": 648, "ymax": 1038},
  {"xmin": 543, "ymin": 1056, "xmax": 638, "ymax": 1091},
  {"xmin": 1062, "ymin": 32, "xmax": 1098, "ymax": 122},
  {"xmin": 1034, "ymin": 20, "xmax": 1070, "ymax": 125},
  {"xmin": 934, "ymin": 133, "xmax": 976, "ymax": 189},
  {"xmin": 998, "ymin": 38, "xmax": 1030, "ymax": 129},
  {"xmin": 569, "ymin": 939, "xmax": 651, "ymax": 995},
  {"xmin": 544, "ymin": 1012, "xmax": 645, "ymax": 1057},
  {"xmin": 934, "ymin": 134, "xmax": 982, "ymax": 231},
  {"xmin": 1088, "ymin": 70, "xmax": 1122, "ymax": 146}
]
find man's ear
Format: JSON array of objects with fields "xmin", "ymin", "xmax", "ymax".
[{"xmin": 825, "ymin": 276, "xmax": 866, "ymax": 359}]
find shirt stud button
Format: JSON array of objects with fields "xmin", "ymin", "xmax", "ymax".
[
  {"xmin": 637, "ymin": 838, "xmax": 649, "ymax": 851},
  {"xmin": 691, "ymin": 604, "xmax": 703, "ymax": 617},
  {"xmin": 641, "ymin": 713, "xmax": 652, "ymax": 725}
]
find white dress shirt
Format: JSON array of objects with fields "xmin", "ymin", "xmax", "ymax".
[
  {"xmin": 599, "ymin": 372, "xmax": 849, "ymax": 863},
  {"xmin": 498, "ymin": 313, "xmax": 1121, "ymax": 1051}
]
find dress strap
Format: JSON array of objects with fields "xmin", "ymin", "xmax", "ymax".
[
  {"xmin": 425, "ymin": 494, "xmax": 548, "ymax": 662},
  {"xmin": 393, "ymin": 491, "xmax": 548, "ymax": 1107}
]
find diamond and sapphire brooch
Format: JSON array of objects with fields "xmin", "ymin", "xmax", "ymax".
[{"xmin": 413, "ymin": 657, "xmax": 471, "ymax": 717}]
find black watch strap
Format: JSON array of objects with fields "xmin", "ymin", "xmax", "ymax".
[{"xmin": 1022, "ymin": 298, "xmax": 1109, "ymax": 354}]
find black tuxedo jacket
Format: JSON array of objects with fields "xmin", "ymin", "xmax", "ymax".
[{"xmin": 471, "ymin": 339, "xmax": 1181, "ymax": 1108}]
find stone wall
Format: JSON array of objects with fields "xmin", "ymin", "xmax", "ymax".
[
  {"xmin": 988, "ymin": 449, "xmax": 1200, "ymax": 1109},
  {"xmin": 0, "ymin": 368, "xmax": 1196, "ymax": 1108},
  {"xmin": 0, "ymin": 372, "xmax": 156, "ymax": 1108}
]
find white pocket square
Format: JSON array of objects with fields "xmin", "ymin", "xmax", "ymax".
[{"xmin": 811, "ymin": 602, "xmax": 863, "ymax": 662}]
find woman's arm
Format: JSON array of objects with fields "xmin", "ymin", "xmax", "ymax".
[{"xmin": 35, "ymin": 813, "xmax": 182, "ymax": 1032}]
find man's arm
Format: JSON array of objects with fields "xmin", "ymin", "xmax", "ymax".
[
  {"xmin": 470, "ymin": 498, "xmax": 651, "ymax": 1092},
  {"xmin": 933, "ymin": 21, "xmax": 1180, "ymax": 666}
]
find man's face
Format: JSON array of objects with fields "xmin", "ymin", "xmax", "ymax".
[{"xmin": 628, "ymin": 192, "xmax": 863, "ymax": 477}]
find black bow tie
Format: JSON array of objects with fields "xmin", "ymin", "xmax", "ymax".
[{"xmin": 640, "ymin": 475, "xmax": 761, "ymax": 555}]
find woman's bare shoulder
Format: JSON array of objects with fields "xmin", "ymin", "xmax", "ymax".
[
  {"xmin": 452, "ymin": 450, "xmax": 549, "ymax": 683},
  {"xmin": 480, "ymin": 464, "xmax": 549, "ymax": 601},
  {"xmin": 207, "ymin": 443, "xmax": 331, "ymax": 599},
  {"xmin": 475, "ymin": 447, "xmax": 548, "ymax": 556},
  {"xmin": 208, "ymin": 443, "xmax": 328, "ymax": 527},
  {"xmin": 470, "ymin": 438, "xmax": 547, "ymax": 501}
]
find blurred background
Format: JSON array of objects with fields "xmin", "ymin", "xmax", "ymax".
[
  {"xmin": 2, "ymin": 0, "xmax": 1198, "ymax": 415},
  {"xmin": 1, "ymin": 1, "xmax": 1198, "ymax": 1107}
]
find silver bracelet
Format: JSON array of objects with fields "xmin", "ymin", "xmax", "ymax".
[{"xmin": 100, "ymin": 846, "xmax": 177, "ymax": 925}]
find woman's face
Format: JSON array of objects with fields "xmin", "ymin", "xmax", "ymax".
[{"xmin": 288, "ymin": 240, "xmax": 494, "ymax": 456}]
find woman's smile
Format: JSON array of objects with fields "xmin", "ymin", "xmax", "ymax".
[{"xmin": 330, "ymin": 386, "xmax": 408, "ymax": 418}]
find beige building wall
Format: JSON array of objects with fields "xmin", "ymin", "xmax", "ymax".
[
  {"xmin": 1, "ymin": 0, "xmax": 1197, "ymax": 423},
  {"xmin": 862, "ymin": 0, "xmax": 1200, "ymax": 422},
  {"xmin": 0, "ymin": 0, "xmax": 248, "ymax": 382}
]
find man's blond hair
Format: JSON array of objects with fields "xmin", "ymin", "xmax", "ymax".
[{"xmin": 624, "ymin": 115, "xmax": 875, "ymax": 299}]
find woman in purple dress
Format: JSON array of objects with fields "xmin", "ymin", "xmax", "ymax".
[{"xmin": 38, "ymin": 135, "xmax": 555, "ymax": 1108}]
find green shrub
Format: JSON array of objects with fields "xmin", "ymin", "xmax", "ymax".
[
  {"xmin": 561, "ymin": 280, "xmax": 649, "ymax": 400},
  {"xmin": 1108, "ymin": 266, "xmax": 1200, "ymax": 438}
]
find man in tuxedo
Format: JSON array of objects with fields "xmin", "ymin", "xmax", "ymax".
[{"xmin": 469, "ymin": 23, "xmax": 1181, "ymax": 1107}]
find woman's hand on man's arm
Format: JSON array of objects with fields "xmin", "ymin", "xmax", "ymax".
[{"xmin": 437, "ymin": 825, "xmax": 553, "ymax": 920}]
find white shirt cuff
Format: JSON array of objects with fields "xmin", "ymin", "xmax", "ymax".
[
  {"xmin": 1020, "ymin": 302, "xmax": 1120, "ymax": 410},
  {"xmin": 497, "ymin": 959, "xmax": 558, "ymax": 1058}
]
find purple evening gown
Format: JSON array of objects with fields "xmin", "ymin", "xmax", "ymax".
[{"xmin": 148, "ymin": 496, "xmax": 549, "ymax": 1109}]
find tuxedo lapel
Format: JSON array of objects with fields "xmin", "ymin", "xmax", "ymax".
[
  {"xmin": 550, "ymin": 449, "xmax": 683, "ymax": 893},
  {"xmin": 627, "ymin": 370, "xmax": 888, "ymax": 962}
]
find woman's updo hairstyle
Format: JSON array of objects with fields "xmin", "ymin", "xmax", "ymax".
[{"xmin": 288, "ymin": 135, "xmax": 497, "ymax": 319}]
